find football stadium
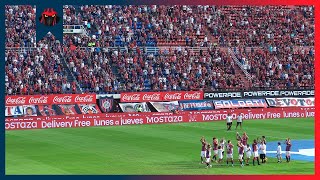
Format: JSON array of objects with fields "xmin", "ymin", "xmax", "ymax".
[{"xmin": 5, "ymin": 5, "xmax": 314, "ymax": 175}]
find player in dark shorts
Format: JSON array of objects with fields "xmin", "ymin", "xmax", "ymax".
[
  {"xmin": 285, "ymin": 138, "xmax": 292, "ymax": 162},
  {"xmin": 252, "ymin": 139, "xmax": 261, "ymax": 166},
  {"xmin": 226, "ymin": 113, "xmax": 232, "ymax": 131},
  {"xmin": 200, "ymin": 137, "xmax": 206, "ymax": 164},
  {"xmin": 259, "ymin": 141, "xmax": 267, "ymax": 163},
  {"xmin": 236, "ymin": 113, "xmax": 243, "ymax": 130}
]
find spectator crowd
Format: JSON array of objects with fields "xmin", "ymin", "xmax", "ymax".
[{"xmin": 5, "ymin": 5, "xmax": 315, "ymax": 95}]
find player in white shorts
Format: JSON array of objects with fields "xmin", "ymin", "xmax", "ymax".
[
  {"xmin": 219, "ymin": 138, "xmax": 226, "ymax": 157},
  {"xmin": 237, "ymin": 141, "xmax": 245, "ymax": 167},
  {"xmin": 277, "ymin": 142, "xmax": 282, "ymax": 163},
  {"xmin": 252, "ymin": 139, "xmax": 261, "ymax": 165},
  {"xmin": 205, "ymin": 144, "xmax": 212, "ymax": 168},
  {"xmin": 245, "ymin": 144, "xmax": 252, "ymax": 165},
  {"xmin": 217, "ymin": 145, "xmax": 224, "ymax": 165},
  {"xmin": 200, "ymin": 136, "xmax": 206, "ymax": 164},
  {"xmin": 212, "ymin": 137, "xmax": 219, "ymax": 162}
]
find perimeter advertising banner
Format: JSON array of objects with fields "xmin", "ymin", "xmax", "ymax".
[
  {"xmin": 213, "ymin": 99, "xmax": 268, "ymax": 109},
  {"xmin": 38, "ymin": 105, "xmax": 57, "ymax": 116},
  {"xmin": 120, "ymin": 91, "xmax": 203, "ymax": 102},
  {"xmin": 150, "ymin": 101, "xmax": 180, "ymax": 112},
  {"xmin": 5, "ymin": 106, "xmax": 24, "ymax": 117},
  {"xmin": 5, "ymin": 107, "xmax": 315, "ymax": 130},
  {"xmin": 179, "ymin": 100, "xmax": 214, "ymax": 111},
  {"xmin": 204, "ymin": 89, "xmax": 314, "ymax": 99},
  {"xmin": 119, "ymin": 103, "xmax": 151, "ymax": 112},
  {"xmin": 266, "ymin": 97, "xmax": 315, "ymax": 107},
  {"xmin": 5, "ymin": 94, "xmax": 96, "ymax": 106},
  {"xmin": 57, "ymin": 104, "xmax": 78, "ymax": 115},
  {"xmin": 23, "ymin": 105, "xmax": 38, "ymax": 116},
  {"xmin": 78, "ymin": 104, "xmax": 102, "ymax": 114}
]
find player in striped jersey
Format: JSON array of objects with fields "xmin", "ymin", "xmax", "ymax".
[
  {"xmin": 205, "ymin": 144, "xmax": 213, "ymax": 168},
  {"xmin": 226, "ymin": 140, "xmax": 234, "ymax": 167},
  {"xmin": 200, "ymin": 136, "xmax": 206, "ymax": 164},
  {"xmin": 220, "ymin": 138, "xmax": 226, "ymax": 157},
  {"xmin": 242, "ymin": 132, "xmax": 249, "ymax": 152},
  {"xmin": 212, "ymin": 137, "xmax": 219, "ymax": 162},
  {"xmin": 237, "ymin": 140, "xmax": 245, "ymax": 167},
  {"xmin": 252, "ymin": 139, "xmax": 261, "ymax": 166},
  {"xmin": 285, "ymin": 138, "xmax": 292, "ymax": 163}
]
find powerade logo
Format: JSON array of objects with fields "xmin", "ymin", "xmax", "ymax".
[
  {"xmin": 266, "ymin": 139, "xmax": 314, "ymax": 162},
  {"xmin": 204, "ymin": 92, "xmax": 242, "ymax": 99}
]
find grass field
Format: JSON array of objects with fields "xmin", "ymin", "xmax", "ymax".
[{"xmin": 5, "ymin": 117, "xmax": 314, "ymax": 175}]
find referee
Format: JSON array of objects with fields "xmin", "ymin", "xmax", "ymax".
[
  {"xmin": 236, "ymin": 113, "xmax": 243, "ymax": 130},
  {"xmin": 226, "ymin": 113, "xmax": 233, "ymax": 131}
]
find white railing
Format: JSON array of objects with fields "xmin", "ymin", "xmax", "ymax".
[
  {"xmin": 74, "ymin": 46, "xmax": 213, "ymax": 54},
  {"xmin": 228, "ymin": 47, "xmax": 252, "ymax": 80},
  {"xmin": 63, "ymin": 25, "xmax": 87, "ymax": 35}
]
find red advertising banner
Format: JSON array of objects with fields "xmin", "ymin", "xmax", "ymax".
[
  {"xmin": 5, "ymin": 107, "xmax": 314, "ymax": 130},
  {"xmin": 5, "ymin": 94, "xmax": 96, "ymax": 106},
  {"xmin": 120, "ymin": 91, "xmax": 203, "ymax": 102}
]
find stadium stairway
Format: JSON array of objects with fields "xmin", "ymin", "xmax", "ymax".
[{"xmin": 61, "ymin": 56, "xmax": 83, "ymax": 93}]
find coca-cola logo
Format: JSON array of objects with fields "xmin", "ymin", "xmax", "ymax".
[
  {"xmin": 184, "ymin": 92, "xmax": 201, "ymax": 99},
  {"xmin": 122, "ymin": 94, "xmax": 141, "ymax": 101},
  {"xmin": 29, "ymin": 96, "xmax": 49, "ymax": 104},
  {"xmin": 53, "ymin": 96, "xmax": 72, "ymax": 103},
  {"xmin": 75, "ymin": 95, "xmax": 94, "ymax": 103},
  {"xmin": 164, "ymin": 93, "xmax": 182, "ymax": 100},
  {"xmin": 142, "ymin": 93, "xmax": 161, "ymax": 101},
  {"xmin": 6, "ymin": 97, "xmax": 26, "ymax": 105}
]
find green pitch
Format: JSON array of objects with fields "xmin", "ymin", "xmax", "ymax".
[{"xmin": 6, "ymin": 117, "xmax": 314, "ymax": 175}]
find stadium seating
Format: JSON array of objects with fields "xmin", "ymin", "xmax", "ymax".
[
  {"xmin": 5, "ymin": 5, "xmax": 315, "ymax": 95},
  {"xmin": 5, "ymin": 5, "xmax": 36, "ymax": 48}
]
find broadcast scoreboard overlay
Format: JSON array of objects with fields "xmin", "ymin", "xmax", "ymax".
[{"xmin": 5, "ymin": 5, "xmax": 314, "ymax": 175}]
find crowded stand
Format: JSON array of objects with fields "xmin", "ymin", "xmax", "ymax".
[
  {"xmin": 5, "ymin": 5, "xmax": 36, "ymax": 48},
  {"xmin": 207, "ymin": 6, "xmax": 314, "ymax": 47},
  {"xmin": 5, "ymin": 33, "xmax": 74, "ymax": 95},
  {"xmin": 63, "ymin": 5, "xmax": 207, "ymax": 47},
  {"xmin": 5, "ymin": 5, "xmax": 314, "ymax": 95},
  {"xmin": 236, "ymin": 46, "xmax": 314, "ymax": 89}
]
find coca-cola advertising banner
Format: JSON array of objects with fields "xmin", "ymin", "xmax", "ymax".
[
  {"xmin": 5, "ymin": 107, "xmax": 314, "ymax": 130},
  {"xmin": 5, "ymin": 94, "xmax": 96, "ymax": 106},
  {"xmin": 120, "ymin": 91, "xmax": 203, "ymax": 102},
  {"xmin": 266, "ymin": 97, "xmax": 315, "ymax": 107}
]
